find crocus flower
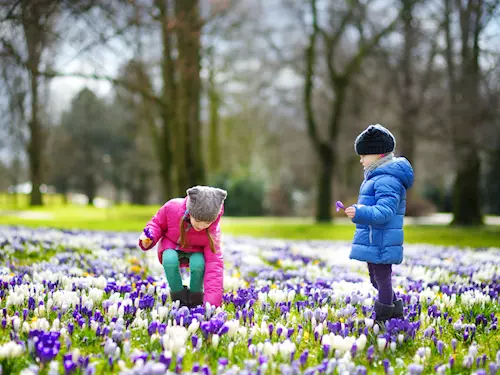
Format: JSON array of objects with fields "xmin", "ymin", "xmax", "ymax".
[
  {"xmin": 268, "ymin": 323, "xmax": 274, "ymax": 338},
  {"xmin": 143, "ymin": 228, "xmax": 154, "ymax": 240},
  {"xmin": 335, "ymin": 201, "xmax": 345, "ymax": 212},
  {"xmin": 383, "ymin": 359, "xmax": 390, "ymax": 374},
  {"xmin": 437, "ymin": 340, "xmax": 444, "ymax": 355},
  {"xmin": 299, "ymin": 350, "xmax": 309, "ymax": 367},
  {"xmin": 367, "ymin": 345, "xmax": 375, "ymax": 362},
  {"xmin": 451, "ymin": 338, "xmax": 457, "ymax": 351},
  {"xmin": 408, "ymin": 363, "xmax": 424, "ymax": 375}
]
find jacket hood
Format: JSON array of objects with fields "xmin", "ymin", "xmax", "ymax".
[{"xmin": 368, "ymin": 157, "xmax": 414, "ymax": 189}]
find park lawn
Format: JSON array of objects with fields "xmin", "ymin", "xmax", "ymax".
[{"xmin": 1, "ymin": 204, "xmax": 499, "ymax": 248}]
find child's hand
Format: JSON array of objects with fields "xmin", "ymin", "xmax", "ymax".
[
  {"xmin": 345, "ymin": 206, "xmax": 356, "ymax": 219},
  {"xmin": 139, "ymin": 232, "xmax": 153, "ymax": 248}
]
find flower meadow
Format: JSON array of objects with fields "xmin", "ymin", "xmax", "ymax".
[{"xmin": 0, "ymin": 227, "xmax": 499, "ymax": 375}]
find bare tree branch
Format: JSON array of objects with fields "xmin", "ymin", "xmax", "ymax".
[
  {"xmin": 344, "ymin": 14, "xmax": 400, "ymax": 78},
  {"xmin": 320, "ymin": 5, "xmax": 355, "ymax": 85},
  {"xmin": 261, "ymin": 29, "xmax": 305, "ymax": 75},
  {"xmin": 418, "ymin": 37, "xmax": 440, "ymax": 108},
  {"xmin": 304, "ymin": 0, "xmax": 321, "ymax": 150}
]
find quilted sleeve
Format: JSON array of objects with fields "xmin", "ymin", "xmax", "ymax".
[
  {"xmin": 202, "ymin": 223, "xmax": 224, "ymax": 306},
  {"xmin": 352, "ymin": 176, "xmax": 402, "ymax": 225},
  {"xmin": 138, "ymin": 201, "xmax": 171, "ymax": 251}
]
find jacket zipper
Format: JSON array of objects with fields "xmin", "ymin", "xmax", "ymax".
[{"xmin": 369, "ymin": 225, "xmax": 373, "ymax": 245}]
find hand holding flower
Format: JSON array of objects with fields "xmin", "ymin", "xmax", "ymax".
[
  {"xmin": 139, "ymin": 228, "xmax": 154, "ymax": 248},
  {"xmin": 345, "ymin": 206, "xmax": 356, "ymax": 219}
]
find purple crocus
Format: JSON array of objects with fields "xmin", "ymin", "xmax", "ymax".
[
  {"xmin": 335, "ymin": 201, "xmax": 345, "ymax": 212},
  {"xmin": 351, "ymin": 343, "xmax": 357, "ymax": 358},
  {"xmin": 64, "ymin": 354, "xmax": 78, "ymax": 374},
  {"xmin": 383, "ymin": 359, "xmax": 390, "ymax": 374},
  {"xmin": 191, "ymin": 334, "xmax": 199, "ymax": 349},
  {"xmin": 367, "ymin": 345, "xmax": 375, "ymax": 363},
  {"xmin": 437, "ymin": 340, "xmax": 444, "ymax": 355},
  {"xmin": 489, "ymin": 362, "xmax": 497, "ymax": 375},
  {"xmin": 159, "ymin": 352, "xmax": 171, "ymax": 368},
  {"xmin": 143, "ymin": 228, "xmax": 154, "ymax": 240},
  {"xmin": 276, "ymin": 327, "xmax": 283, "ymax": 338},
  {"xmin": 408, "ymin": 363, "xmax": 424, "ymax": 375},
  {"xmin": 219, "ymin": 358, "xmax": 229, "ymax": 367},
  {"xmin": 449, "ymin": 355, "xmax": 455, "ymax": 367},
  {"xmin": 451, "ymin": 338, "xmax": 457, "ymax": 351},
  {"xmin": 31, "ymin": 331, "xmax": 61, "ymax": 363},
  {"xmin": 299, "ymin": 350, "xmax": 309, "ymax": 367}
]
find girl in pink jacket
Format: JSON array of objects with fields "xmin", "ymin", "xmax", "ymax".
[{"xmin": 138, "ymin": 186, "xmax": 227, "ymax": 307}]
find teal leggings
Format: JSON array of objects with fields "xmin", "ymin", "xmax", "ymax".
[{"xmin": 162, "ymin": 249, "xmax": 205, "ymax": 292}]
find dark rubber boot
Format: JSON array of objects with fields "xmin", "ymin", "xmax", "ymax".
[
  {"xmin": 170, "ymin": 287, "xmax": 189, "ymax": 307},
  {"xmin": 375, "ymin": 300, "xmax": 395, "ymax": 324},
  {"xmin": 392, "ymin": 299, "xmax": 404, "ymax": 319},
  {"xmin": 189, "ymin": 292, "xmax": 204, "ymax": 307}
]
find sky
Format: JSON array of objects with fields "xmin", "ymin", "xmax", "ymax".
[
  {"xmin": 47, "ymin": 0, "xmax": 230, "ymax": 120},
  {"xmin": 8, "ymin": 0, "xmax": 500, "ymax": 143}
]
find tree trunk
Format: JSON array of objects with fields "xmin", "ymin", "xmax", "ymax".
[
  {"xmin": 23, "ymin": 3, "xmax": 45, "ymax": 206},
  {"xmin": 399, "ymin": 0, "xmax": 417, "ymax": 164},
  {"xmin": 451, "ymin": 149, "xmax": 482, "ymax": 225},
  {"xmin": 447, "ymin": 0, "xmax": 484, "ymax": 226},
  {"xmin": 137, "ymin": 170, "xmax": 149, "ymax": 205},
  {"xmin": 173, "ymin": 0, "xmax": 191, "ymax": 194},
  {"xmin": 28, "ymin": 103, "xmax": 43, "ymax": 206},
  {"xmin": 304, "ymin": 0, "xmax": 398, "ymax": 222},
  {"xmin": 175, "ymin": 0, "xmax": 205, "ymax": 191},
  {"xmin": 85, "ymin": 174, "xmax": 96, "ymax": 206},
  {"xmin": 316, "ymin": 144, "xmax": 334, "ymax": 222},
  {"xmin": 156, "ymin": 0, "xmax": 175, "ymax": 199},
  {"xmin": 207, "ymin": 52, "xmax": 221, "ymax": 174},
  {"xmin": 190, "ymin": 12, "xmax": 206, "ymax": 186}
]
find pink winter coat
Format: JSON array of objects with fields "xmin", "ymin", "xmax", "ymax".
[{"xmin": 138, "ymin": 197, "xmax": 225, "ymax": 306}]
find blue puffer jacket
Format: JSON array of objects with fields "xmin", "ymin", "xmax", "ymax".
[{"xmin": 349, "ymin": 157, "xmax": 414, "ymax": 264}]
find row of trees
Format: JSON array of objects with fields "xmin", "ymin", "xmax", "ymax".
[{"xmin": 1, "ymin": 0, "xmax": 499, "ymax": 225}]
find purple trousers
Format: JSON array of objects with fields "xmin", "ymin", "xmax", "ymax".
[{"xmin": 367, "ymin": 263, "xmax": 396, "ymax": 305}]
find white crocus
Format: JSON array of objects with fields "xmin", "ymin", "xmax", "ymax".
[
  {"xmin": 228, "ymin": 342, "xmax": 235, "ymax": 357},
  {"xmin": 377, "ymin": 337, "xmax": 387, "ymax": 351},
  {"xmin": 188, "ymin": 319, "xmax": 200, "ymax": 335},
  {"xmin": 0, "ymin": 341, "xmax": 24, "ymax": 358},
  {"xmin": 212, "ymin": 334, "xmax": 220, "ymax": 349}
]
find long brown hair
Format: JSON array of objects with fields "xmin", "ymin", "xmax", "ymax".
[{"xmin": 179, "ymin": 218, "xmax": 217, "ymax": 253}]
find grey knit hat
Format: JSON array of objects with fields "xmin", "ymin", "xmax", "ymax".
[{"xmin": 186, "ymin": 186, "xmax": 227, "ymax": 222}]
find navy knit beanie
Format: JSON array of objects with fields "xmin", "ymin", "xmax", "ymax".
[{"xmin": 354, "ymin": 124, "xmax": 396, "ymax": 155}]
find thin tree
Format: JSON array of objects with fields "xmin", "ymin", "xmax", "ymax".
[
  {"xmin": 1, "ymin": 1, "xmax": 59, "ymax": 205},
  {"xmin": 443, "ymin": 0, "xmax": 499, "ymax": 226},
  {"xmin": 305, "ymin": 0, "xmax": 400, "ymax": 222}
]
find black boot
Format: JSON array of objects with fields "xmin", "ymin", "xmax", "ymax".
[
  {"xmin": 374, "ymin": 300, "xmax": 395, "ymax": 324},
  {"xmin": 170, "ymin": 287, "xmax": 189, "ymax": 307},
  {"xmin": 392, "ymin": 299, "xmax": 404, "ymax": 319},
  {"xmin": 189, "ymin": 291, "xmax": 204, "ymax": 307}
]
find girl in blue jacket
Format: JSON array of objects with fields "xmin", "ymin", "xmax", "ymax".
[{"xmin": 344, "ymin": 124, "xmax": 414, "ymax": 322}]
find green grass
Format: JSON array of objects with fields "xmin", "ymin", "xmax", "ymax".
[
  {"xmin": 0, "ymin": 204, "xmax": 499, "ymax": 248},
  {"xmin": 0, "ymin": 192, "xmax": 66, "ymax": 209}
]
